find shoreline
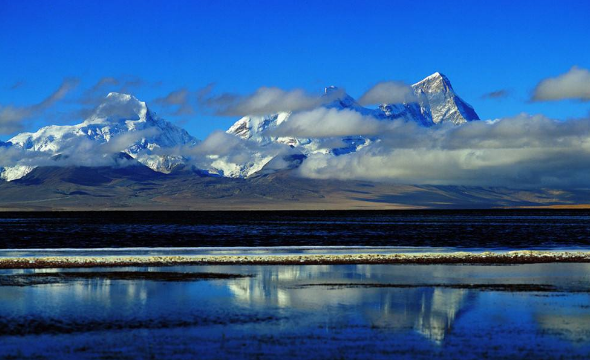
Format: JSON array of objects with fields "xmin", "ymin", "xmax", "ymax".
[{"xmin": 1, "ymin": 250, "xmax": 590, "ymax": 269}]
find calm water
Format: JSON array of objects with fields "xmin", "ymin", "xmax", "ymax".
[
  {"xmin": 1, "ymin": 264, "xmax": 590, "ymax": 359},
  {"xmin": 1, "ymin": 210, "xmax": 590, "ymax": 249},
  {"xmin": 2, "ymin": 210, "xmax": 590, "ymax": 359}
]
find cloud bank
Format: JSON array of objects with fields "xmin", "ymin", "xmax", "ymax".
[
  {"xmin": 4, "ymin": 72, "xmax": 590, "ymax": 190},
  {"xmin": 296, "ymin": 114, "xmax": 590, "ymax": 188},
  {"xmin": 0, "ymin": 133, "xmax": 143, "ymax": 171},
  {"xmin": 358, "ymin": 81, "xmax": 417, "ymax": 105},
  {"xmin": 533, "ymin": 66, "xmax": 590, "ymax": 102},
  {"xmin": 149, "ymin": 130, "xmax": 293, "ymax": 177},
  {"xmin": 270, "ymin": 108, "xmax": 389, "ymax": 138},
  {"xmin": 4, "ymin": 102, "xmax": 590, "ymax": 189},
  {"xmin": 200, "ymin": 86, "xmax": 337, "ymax": 116}
]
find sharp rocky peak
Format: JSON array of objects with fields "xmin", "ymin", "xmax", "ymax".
[
  {"xmin": 408, "ymin": 72, "xmax": 479, "ymax": 125},
  {"xmin": 322, "ymin": 86, "xmax": 369, "ymax": 113},
  {"xmin": 412, "ymin": 72, "xmax": 454, "ymax": 94}
]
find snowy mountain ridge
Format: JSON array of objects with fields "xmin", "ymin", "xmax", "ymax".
[
  {"xmin": 1, "ymin": 73, "xmax": 479, "ymax": 181},
  {"xmin": 1, "ymin": 93, "xmax": 198, "ymax": 181},
  {"xmin": 227, "ymin": 72, "xmax": 479, "ymax": 156}
]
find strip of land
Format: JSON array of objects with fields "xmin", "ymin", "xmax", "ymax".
[{"xmin": 1, "ymin": 250, "xmax": 590, "ymax": 269}]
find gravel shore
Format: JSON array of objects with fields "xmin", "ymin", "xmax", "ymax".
[{"xmin": 1, "ymin": 250, "xmax": 590, "ymax": 269}]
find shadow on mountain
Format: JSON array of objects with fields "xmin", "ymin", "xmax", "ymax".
[
  {"xmin": 350, "ymin": 185, "xmax": 590, "ymax": 209},
  {"xmin": 15, "ymin": 165, "xmax": 165, "ymax": 187},
  {"xmin": 1, "ymin": 166, "xmax": 589, "ymax": 210}
]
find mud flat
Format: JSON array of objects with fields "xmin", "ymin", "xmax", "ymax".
[{"xmin": 1, "ymin": 250, "xmax": 590, "ymax": 269}]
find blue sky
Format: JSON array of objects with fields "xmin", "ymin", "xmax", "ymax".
[{"xmin": 1, "ymin": 0, "xmax": 589, "ymax": 139}]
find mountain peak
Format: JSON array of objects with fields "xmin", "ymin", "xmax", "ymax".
[
  {"xmin": 322, "ymin": 86, "xmax": 374, "ymax": 115},
  {"xmin": 3, "ymin": 92, "xmax": 198, "ymax": 181},
  {"xmin": 324, "ymin": 86, "xmax": 339, "ymax": 95},
  {"xmin": 92, "ymin": 92, "xmax": 149, "ymax": 123},
  {"xmin": 428, "ymin": 71, "xmax": 445, "ymax": 79},
  {"xmin": 409, "ymin": 73, "xmax": 478, "ymax": 125},
  {"xmin": 413, "ymin": 72, "xmax": 454, "ymax": 93},
  {"xmin": 423, "ymin": 72, "xmax": 447, "ymax": 81},
  {"xmin": 106, "ymin": 92, "xmax": 135, "ymax": 101},
  {"xmin": 102, "ymin": 92, "xmax": 146, "ymax": 109},
  {"xmin": 323, "ymin": 86, "xmax": 349, "ymax": 101},
  {"xmin": 102, "ymin": 92, "xmax": 146, "ymax": 110}
]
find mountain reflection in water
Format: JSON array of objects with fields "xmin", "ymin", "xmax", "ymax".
[
  {"xmin": 226, "ymin": 265, "xmax": 471, "ymax": 344},
  {"xmin": 0, "ymin": 264, "xmax": 589, "ymax": 359}
]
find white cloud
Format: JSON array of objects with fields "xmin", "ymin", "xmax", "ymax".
[
  {"xmin": 5, "ymin": 110, "xmax": 590, "ymax": 189},
  {"xmin": 0, "ymin": 127, "xmax": 166, "ymax": 171},
  {"xmin": 100, "ymin": 128, "xmax": 162, "ymax": 154},
  {"xmin": 146, "ymin": 130, "xmax": 294, "ymax": 177},
  {"xmin": 5, "ymin": 75, "xmax": 590, "ymax": 190},
  {"xmin": 297, "ymin": 114, "xmax": 590, "ymax": 188},
  {"xmin": 270, "ymin": 107, "xmax": 388, "ymax": 138},
  {"xmin": 532, "ymin": 66, "xmax": 590, "ymax": 101},
  {"xmin": 358, "ymin": 81, "xmax": 417, "ymax": 105},
  {"xmin": 200, "ymin": 86, "xmax": 336, "ymax": 116}
]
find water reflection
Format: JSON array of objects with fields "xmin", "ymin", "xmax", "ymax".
[
  {"xmin": 225, "ymin": 265, "xmax": 472, "ymax": 343},
  {"xmin": 1, "ymin": 264, "xmax": 590, "ymax": 359},
  {"xmin": 364, "ymin": 288, "xmax": 470, "ymax": 343}
]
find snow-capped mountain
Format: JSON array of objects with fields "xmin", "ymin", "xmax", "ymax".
[
  {"xmin": 226, "ymin": 86, "xmax": 374, "ymax": 157},
  {"xmin": 1, "ymin": 93, "xmax": 198, "ymax": 181},
  {"xmin": 391, "ymin": 72, "xmax": 479, "ymax": 125},
  {"xmin": 0, "ymin": 73, "xmax": 480, "ymax": 182},
  {"xmin": 227, "ymin": 72, "xmax": 479, "ymax": 156}
]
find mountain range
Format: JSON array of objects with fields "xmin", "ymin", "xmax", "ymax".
[
  {"xmin": 227, "ymin": 72, "xmax": 479, "ymax": 161},
  {"xmin": 0, "ymin": 73, "xmax": 587, "ymax": 209},
  {"xmin": 1, "ymin": 72, "xmax": 479, "ymax": 180}
]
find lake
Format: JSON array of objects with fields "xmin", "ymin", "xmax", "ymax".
[
  {"xmin": 1, "ymin": 210, "xmax": 590, "ymax": 359},
  {"xmin": 1, "ymin": 263, "xmax": 589, "ymax": 359},
  {"xmin": 1, "ymin": 210, "xmax": 590, "ymax": 249}
]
